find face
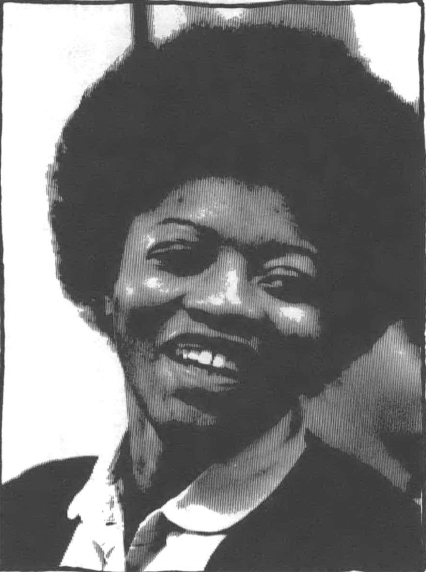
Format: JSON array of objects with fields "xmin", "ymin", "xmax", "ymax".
[{"xmin": 112, "ymin": 178, "xmax": 322, "ymax": 434}]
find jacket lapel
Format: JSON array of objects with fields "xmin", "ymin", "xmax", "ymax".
[{"xmin": 205, "ymin": 434, "xmax": 422, "ymax": 572}]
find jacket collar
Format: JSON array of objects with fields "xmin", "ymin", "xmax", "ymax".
[{"xmin": 68, "ymin": 411, "xmax": 306, "ymax": 535}]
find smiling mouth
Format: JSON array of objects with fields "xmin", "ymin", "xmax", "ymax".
[{"xmin": 161, "ymin": 334, "xmax": 258, "ymax": 379}]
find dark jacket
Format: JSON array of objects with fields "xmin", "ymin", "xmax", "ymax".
[{"xmin": 1, "ymin": 437, "xmax": 423, "ymax": 571}]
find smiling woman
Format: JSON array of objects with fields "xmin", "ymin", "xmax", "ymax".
[{"xmin": 2, "ymin": 23, "xmax": 423, "ymax": 572}]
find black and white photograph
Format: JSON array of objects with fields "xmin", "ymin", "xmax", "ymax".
[{"xmin": 1, "ymin": 1, "xmax": 424, "ymax": 570}]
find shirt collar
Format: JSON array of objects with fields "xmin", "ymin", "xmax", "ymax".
[{"xmin": 68, "ymin": 412, "xmax": 306, "ymax": 535}]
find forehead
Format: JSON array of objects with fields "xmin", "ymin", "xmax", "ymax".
[{"xmin": 144, "ymin": 177, "xmax": 315, "ymax": 251}]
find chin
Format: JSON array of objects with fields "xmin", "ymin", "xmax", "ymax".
[{"xmin": 147, "ymin": 395, "xmax": 222, "ymax": 429}]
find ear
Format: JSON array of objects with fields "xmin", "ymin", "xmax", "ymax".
[
  {"xmin": 102, "ymin": 295, "xmax": 116, "ymax": 342},
  {"xmin": 79, "ymin": 296, "xmax": 115, "ymax": 341},
  {"xmin": 105, "ymin": 295, "xmax": 114, "ymax": 317}
]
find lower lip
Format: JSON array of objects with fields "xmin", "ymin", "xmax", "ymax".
[{"xmin": 159, "ymin": 353, "xmax": 242, "ymax": 391}]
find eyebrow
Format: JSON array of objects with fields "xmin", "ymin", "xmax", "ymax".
[
  {"xmin": 158, "ymin": 217, "xmax": 316, "ymax": 258},
  {"xmin": 254, "ymin": 240, "xmax": 317, "ymax": 260},
  {"xmin": 158, "ymin": 217, "xmax": 210, "ymax": 234}
]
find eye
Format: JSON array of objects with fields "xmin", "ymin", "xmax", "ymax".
[
  {"xmin": 257, "ymin": 267, "xmax": 317, "ymax": 304},
  {"xmin": 147, "ymin": 240, "xmax": 210, "ymax": 277}
]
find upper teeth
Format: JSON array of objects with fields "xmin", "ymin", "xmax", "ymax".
[
  {"xmin": 177, "ymin": 348, "xmax": 232, "ymax": 370},
  {"xmin": 212, "ymin": 355, "xmax": 226, "ymax": 368}
]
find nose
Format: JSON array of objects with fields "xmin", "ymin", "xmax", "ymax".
[{"xmin": 183, "ymin": 248, "xmax": 264, "ymax": 321}]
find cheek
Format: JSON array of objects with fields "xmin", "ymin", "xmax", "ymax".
[
  {"xmin": 267, "ymin": 302, "xmax": 321, "ymax": 339},
  {"xmin": 112, "ymin": 268, "xmax": 186, "ymax": 339},
  {"xmin": 114, "ymin": 269, "xmax": 184, "ymax": 310}
]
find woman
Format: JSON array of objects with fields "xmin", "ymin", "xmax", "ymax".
[{"xmin": 2, "ymin": 25, "xmax": 423, "ymax": 571}]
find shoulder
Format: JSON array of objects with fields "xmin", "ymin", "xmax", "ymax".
[
  {"xmin": 300, "ymin": 434, "xmax": 420, "ymax": 517},
  {"xmin": 1, "ymin": 456, "xmax": 97, "ymax": 570},
  {"xmin": 216, "ymin": 435, "xmax": 423, "ymax": 572},
  {"xmin": 278, "ymin": 435, "xmax": 423, "ymax": 570}
]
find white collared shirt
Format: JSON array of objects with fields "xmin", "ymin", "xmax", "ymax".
[{"xmin": 60, "ymin": 417, "xmax": 306, "ymax": 572}]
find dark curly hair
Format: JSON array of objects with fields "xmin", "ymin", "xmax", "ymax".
[{"xmin": 48, "ymin": 24, "xmax": 424, "ymax": 341}]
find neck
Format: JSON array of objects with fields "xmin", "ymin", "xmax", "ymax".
[
  {"xmin": 120, "ymin": 399, "xmax": 300, "ymax": 548},
  {"xmin": 125, "ymin": 394, "xmax": 298, "ymax": 506},
  {"xmin": 125, "ymin": 410, "xmax": 225, "ymax": 505},
  {"xmin": 127, "ymin": 416, "xmax": 248, "ymax": 500}
]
